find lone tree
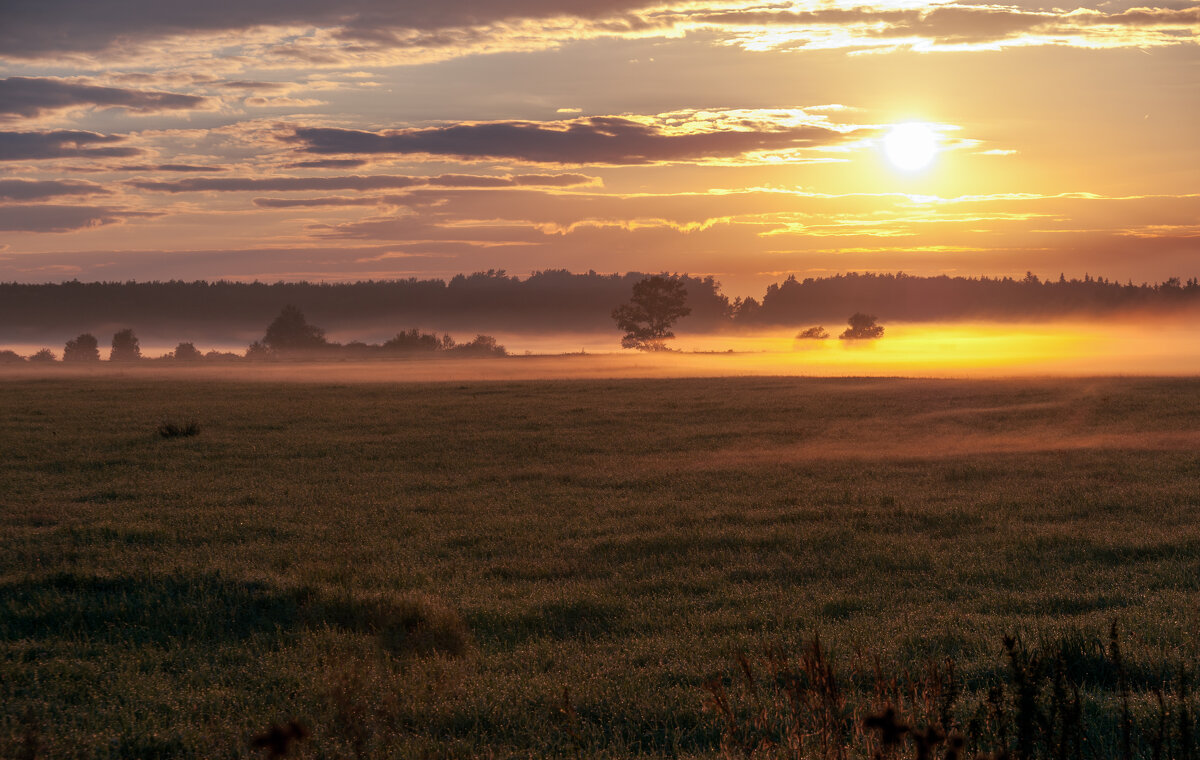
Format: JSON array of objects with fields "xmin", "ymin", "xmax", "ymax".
[
  {"xmin": 263, "ymin": 305, "xmax": 327, "ymax": 352},
  {"xmin": 110, "ymin": 328, "xmax": 141, "ymax": 361},
  {"xmin": 796, "ymin": 326, "xmax": 830, "ymax": 340},
  {"xmin": 63, "ymin": 333, "xmax": 100, "ymax": 362},
  {"xmin": 611, "ymin": 276, "xmax": 691, "ymax": 351},
  {"xmin": 839, "ymin": 313, "xmax": 884, "ymax": 340}
]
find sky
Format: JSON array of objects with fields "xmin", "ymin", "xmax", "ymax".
[{"xmin": 0, "ymin": 0, "xmax": 1197, "ymax": 296}]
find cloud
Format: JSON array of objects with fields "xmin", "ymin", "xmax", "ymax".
[
  {"xmin": 0, "ymin": 0, "xmax": 655, "ymax": 59},
  {"xmin": 0, "ymin": 130, "xmax": 140, "ymax": 161},
  {"xmin": 219, "ymin": 80, "xmax": 292, "ymax": 91},
  {"xmin": 253, "ymin": 196, "xmax": 386, "ymax": 208},
  {"xmin": 0, "ymin": 179, "xmax": 110, "ymax": 201},
  {"xmin": 695, "ymin": 3, "xmax": 1200, "ymax": 53},
  {"xmin": 289, "ymin": 110, "xmax": 862, "ymax": 165},
  {"xmin": 0, "ymin": 77, "xmax": 208, "ymax": 120},
  {"xmin": 301, "ymin": 187, "xmax": 1200, "ymax": 246},
  {"xmin": 0, "ymin": 204, "xmax": 158, "ymax": 232},
  {"xmin": 129, "ymin": 172, "xmax": 597, "ymax": 192},
  {"xmin": 62, "ymin": 162, "xmax": 225, "ymax": 173},
  {"xmin": 284, "ymin": 159, "xmax": 369, "ymax": 169},
  {"xmin": 1, "ymin": 0, "xmax": 1192, "ymax": 67},
  {"xmin": 133, "ymin": 163, "xmax": 227, "ymax": 172}
]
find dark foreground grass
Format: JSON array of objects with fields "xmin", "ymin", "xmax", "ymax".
[{"xmin": 2, "ymin": 375, "xmax": 1200, "ymax": 758}]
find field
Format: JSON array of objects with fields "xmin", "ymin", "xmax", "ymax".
[{"xmin": 3, "ymin": 374, "xmax": 1200, "ymax": 758}]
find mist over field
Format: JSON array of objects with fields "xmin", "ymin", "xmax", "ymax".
[{"xmin": 4, "ymin": 316, "xmax": 1199, "ymax": 380}]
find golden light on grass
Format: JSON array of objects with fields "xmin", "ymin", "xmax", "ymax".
[{"xmin": 883, "ymin": 122, "xmax": 939, "ymax": 171}]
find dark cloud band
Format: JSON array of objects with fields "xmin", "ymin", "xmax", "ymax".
[
  {"xmin": 291, "ymin": 117, "xmax": 854, "ymax": 165},
  {"xmin": 0, "ymin": 77, "xmax": 207, "ymax": 119},
  {"xmin": 0, "ymin": 0, "xmax": 653, "ymax": 57},
  {"xmin": 0, "ymin": 204, "xmax": 157, "ymax": 232},
  {"xmin": 0, "ymin": 130, "xmax": 140, "ymax": 161},
  {"xmin": 130, "ymin": 173, "xmax": 595, "ymax": 192},
  {"xmin": 0, "ymin": 179, "xmax": 109, "ymax": 201}
]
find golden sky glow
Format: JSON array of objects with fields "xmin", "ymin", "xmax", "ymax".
[{"xmin": 0, "ymin": 0, "xmax": 1197, "ymax": 293}]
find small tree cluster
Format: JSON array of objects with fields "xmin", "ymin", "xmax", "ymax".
[
  {"xmin": 2, "ymin": 306, "xmax": 508, "ymax": 364},
  {"xmin": 63, "ymin": 333, "xmax": 100, "ymax": 362},
  {"xmin": 244, "ymin": 306, "xmax": 507, "ymax": 360},
  {"xmin": 840, "ymin": 312, "xmax": 884, "ymax": 340}
]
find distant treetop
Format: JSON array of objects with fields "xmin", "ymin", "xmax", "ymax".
[{"xmin": 263, "ymin": 305, "xmax": 327, "ymax": 352}]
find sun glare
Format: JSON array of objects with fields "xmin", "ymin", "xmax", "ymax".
[{"xmin": 883, "ymin": 122, "xmax": 938, "ymax": 171}]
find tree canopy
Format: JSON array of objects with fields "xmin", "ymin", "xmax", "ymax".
[
  {"xmin": 611, "ymin": 276, "xmax": 692, "ymax": 351},
  {"xmin": 110, "ymin": 328, "xmax": 142, "ymax": 361},
  {"xmin": 839, "ymin": 313, "xmax": 884, "ymax": 340},
  {"xmin": 63, "ymin": 333, "xmax": 99, "ymax": 362},
  {"xmin": 173, "ymin": 342, "xmax": 202, "ymax": 361},
  {"xmin": 263, "ymin": 305, "xmax": 327, "ymax": 352}
]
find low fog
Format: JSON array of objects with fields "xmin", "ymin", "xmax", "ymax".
[{"xmin": 3, "ymin": 315, "xmax": 1199, "ymax": 381}]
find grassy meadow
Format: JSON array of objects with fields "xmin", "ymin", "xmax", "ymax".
[{"xmin": 3, "ymin": 373, "xmax": 1200, "ymax": 758}]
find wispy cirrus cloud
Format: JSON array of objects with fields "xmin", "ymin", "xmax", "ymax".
[
  {"xmin": 289, "ymin": 109, "xmax": 866, "ymax": 166},
  {"xmin": 0, "ymin": 77, "xmax": 209, "ymax": 121},
  {"xmin": 696, "ymin": 3, "xmax": 1200, "ymax": 53},
  {"xmin": 306, "ymin": 186, "xmax": 1200, "ymax": 244},
  {"xmin": 0, "ymin": 130, "xmax": 140, "ymax": 161}
]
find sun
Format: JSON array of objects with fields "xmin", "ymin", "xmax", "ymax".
[{"xmin": 883, "ymin": 122, "xmax": 938, "ymax": 171}]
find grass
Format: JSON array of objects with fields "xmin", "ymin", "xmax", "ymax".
[{"xmin": 2, "ymin": 375, "xmax": 1200, "ymax": 757}]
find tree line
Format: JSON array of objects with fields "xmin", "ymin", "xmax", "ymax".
[
  {"xmin": 0, "ymin": 306, "xmax": 506, "ymax": 363},
  {"xmin": 1, "ymin": 270, "xmax": 1195, "ymax": 341}
]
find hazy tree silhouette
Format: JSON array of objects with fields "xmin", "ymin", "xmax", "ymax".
[
  {"xmin": 245, "ymin": 341, "xmax": 271, "ymax": 361},
  {"xmin": 839, "ymin": 313, "xmax": 884, "ymax": 340},
  {"xmin": 796, "ymin": 326, "xmax": 830, "ymax": 340},
  {"xmin": 173, "ymin": 342, "xmax": 202, "ymax": 361},
  {"xmin": 0, "ymin": 349, "xmax": 23, "ymax": 363},
  {"xmin": 382, "ymin": 329, "xmax": 445, "ymax": 354},
  {"xmin": 63, "ymin": 333, "xmax": 100, "ymax": 362},
  {"xmin": 449, "ymin": 334, "xmax": 507, "ymax": 356},
  {"xmin": 612, "ymin": 276, "xmax": 691, "ymax": 351},
  {"xmin": 110, "ymin": 328, "xmax": 141, "ymax": 361},
  {"xmin": 263, "ymin": 305, "xmax": 327, "ymax": 352},
  {"xmin": 29, "ymin": 348, "xmax": 56, "ymax": 363}
]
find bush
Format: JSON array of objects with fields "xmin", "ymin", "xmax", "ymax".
[
  {"xmin": 840, "ymin": 313, "xmax": 884, "ymax": 340},
  {"xmin": 110, "ymin": 328, "xmax": 142, "ymax": 361},
  {"xmin": 796, "ymin": 326, "xmax": 830, "ymax": 340},
  {"xmin": 173, "ymin": 342, "xmax": 203, "ymax": 361},
  {"xmin": 158, "ymin": 420, "xmax": 200, "ymax": 438},
  {"xmin": 63, "ymin": 333, "xmax": 100, "ymax": 362},
  {"xmin": 449, "ymin": 334, "xmax": 507, "ymax": 357}
]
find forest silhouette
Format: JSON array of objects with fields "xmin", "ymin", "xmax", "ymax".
[{"xmin": 2, "ymin": 270, "xmax": 1198, "ymax": 342}]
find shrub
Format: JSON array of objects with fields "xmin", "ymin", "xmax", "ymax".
[
  {"xmin": 158, "ymin": 420, "xmax": 200, "ymax": 438},
  {"xmin": 63, "ymin": 333, "xmax": 100, "ymax": 362}
]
